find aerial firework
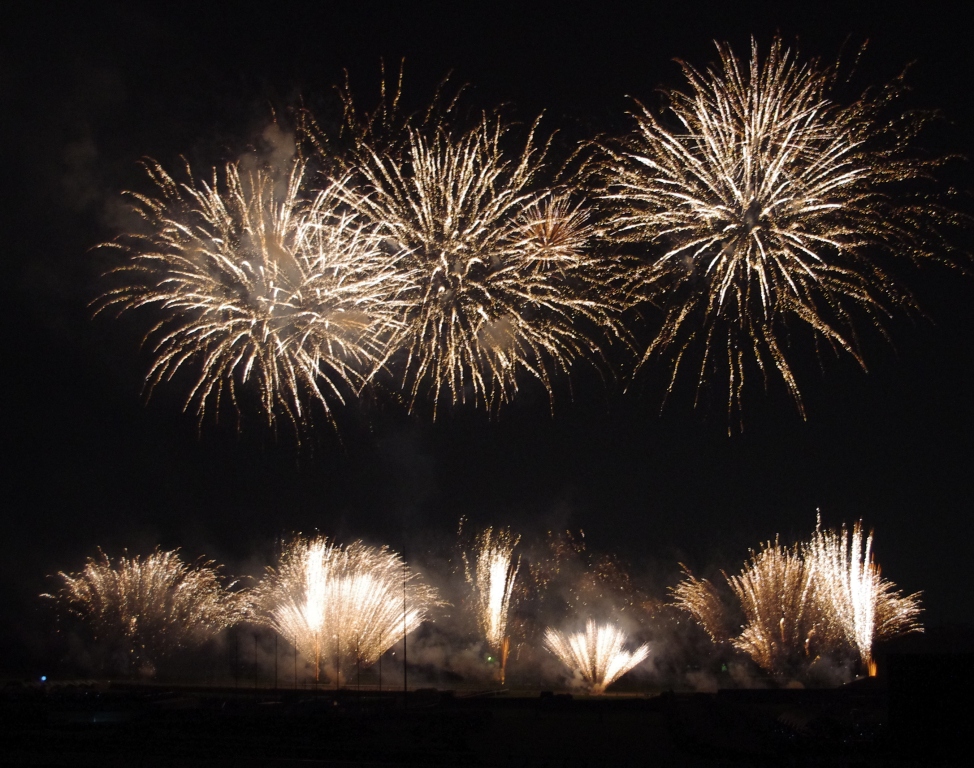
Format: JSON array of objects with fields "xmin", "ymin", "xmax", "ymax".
[
  {"xmin": 463, "ymin": 526, "xmax": 520, "ymax": 683},
  {"xmin": 807, "ymin": 517, "xmax": 923, "ymax": 675},
  {"xmin": 343, "ymin": 114, "xmax": 622, "ymax": 416},
  {"xmin": 672, "ymin": 520, "xmax": 922, "ymax": 677},
  {"xmin": 48, "ymin": 548, "xmax": 242, "ymax": 676},
  {"xmin": 599, "ymin": 38, "xmax": 956, "ymax": 421},
  {"xmin": 253, "ymin": 536, "xmax": 438, "ymax": 683},
  {"xmin": 97, "ymin": 156, "xmax": 409, "ymax": 433},
  {"xmin": 544, "ymin": 620, "xmax": 649, "ymax": 694}
]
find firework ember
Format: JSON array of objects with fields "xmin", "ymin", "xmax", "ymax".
[
  {"xmin": 253, "ymin": 536, "xmax": 438, "ymax": 683},
  {"xmin": 463, "ymin": 526, "xmax": 520, "ymax": 682},
  {"xmin": 342, "ymin": 113, "xmax": 621, "ymax": 416},
  {"xmin": 97, "ymin": 156, "xmax": 408, "ymax": 433},
  {"xmin": 544, "ymin": 620, "xmax": 649, "ymax": 694},
  {"xmin": 48, "ymin": 548, "xmax": 241, "ymax": 675},
  {"xmin": 599, "ymin": 37, "xmax": 955, "ymax": 421}
]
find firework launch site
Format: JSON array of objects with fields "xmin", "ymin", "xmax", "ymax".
[{"xmin": 3, "ymin": 648, "xmax": 968, "ymax": 767}]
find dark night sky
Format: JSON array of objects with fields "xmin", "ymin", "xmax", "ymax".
[{"xmin": 2, "ymin": 1, "xmax": 972, "ymax": 675}]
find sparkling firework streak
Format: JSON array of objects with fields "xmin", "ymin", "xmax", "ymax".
[
  {"xmin": 48, "ymin": 548, "xmax": 241, "ymax": 672},
  {"xmin": 599, "ymin": 38, "xmax": 955, "ymax": 421},
  {"xmin": 544, "ymin": 620, "xmax": 649, "ymax": 694},
  {"xmin": 807, "ymin": 517, "xmax": 923, "ymax": 675},
  {"xmin": 343, "ymin": 115, "xmax": 621, "ymax": 415},
  {"xmin": 97, "ymin": 157, "xmax": 409, "ymax": 432},
  {"xmin": 253, "ymin": 536, "xmax": 438, "ymax": 682},
  {"xmin": 463, "ymin": 527, "xmax": 520, "ymax": 681}
]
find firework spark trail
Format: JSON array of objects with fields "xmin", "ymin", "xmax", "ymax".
[
  {"xmin": 342, "ymin": 114, "xmax": 622, "ymax": 416},
  {"xmin": 599, "ymin": 37, "xmax": 955, "ymax": 422},
  {"xmin": 48, "ymin": 548, "xmax": 241, "ymax": 674},
  {"xmin": 807, "ymin": 517, "xmax": 923, "ymax": 675},
  {"xmin": 463, "ymin": 527, "xmax": 520, "ymax": 680},
  {"xmin": 97, "ymin": 157, "xmax": 410, "ymax": 433},
  {"xmin": 544, "ymin": 620, "xmax": 649, "ymax": 694},
  {"xmin": 254, "ymin": 536, "xmax": 438, "ymax": 683}
]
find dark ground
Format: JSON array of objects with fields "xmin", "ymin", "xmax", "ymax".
[{"xmin": 2, "ymin": 652, "xmax": 967, "ymax": 767}]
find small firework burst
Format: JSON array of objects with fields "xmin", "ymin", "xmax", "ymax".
[
  {"xmin": 97, "ymin": 157, "xmax": 408, "ymax": 433},
  {"xmin": 253, "ymin": 536, "xmax": 438, "ymax": 683},
  {"xmin": 343, "ymin": 113, "xmax": 621, "ymax": 416},
  {"xmin": 48, "ymin": 548, "xmax": 241, "ymax": 674},
  {"xmin": 599, "ymin": 37, "xmax": 957, "ymax": 422},
  {"xmin": 544, "ymin": 619, "xmax": 649, "ymax": 694}
]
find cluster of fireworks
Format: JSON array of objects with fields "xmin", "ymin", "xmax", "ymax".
[
  {"xmin": 671, "ymin": 517, "xmax": 922, "ymax": 677},
  {"xmin": 48, "ymin": 517, "xmax": 920, "ymax": 690},
  {"xmin": 97, "ymin": 38, "xmax": 962, "ymax": 431}
]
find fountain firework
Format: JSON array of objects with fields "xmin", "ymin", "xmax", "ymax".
[
  {"xmin": 544, "ymin": 620, "xmax": 649, "ymax": 694},
  {"xmin": 253, "ymin": 536, "xmax": 438, "ymax": 683},
  {"xmin": 807, "ymin": 517, "xmax": 923, "ymax": 675},
  {"xmin": 48, "ymin": 548, "xmax": 241, "ymax": 676},
  {"xmin": 97, "ymin": 157, "xmax": 409, "ymax": 433},
  {"xmin": 599, "ymin": 37, "xmax": 957, "ymax": 421},
  {"xmin": 463, "ymin": 526, "xmax": 520, "ymax": 682},
  {"xmin": 342, "ymin": 113, "xmax": 622, "ymax": 416},
  {"xmin": 672, "ymin": 519, "xmax": 922, "ymax": 677}
]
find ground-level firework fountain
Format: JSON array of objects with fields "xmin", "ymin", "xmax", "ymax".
[
  {"xmin": 544, "ymin": 620, "xmax": 649, "ymax": 694},
  {"xmin": 253, "ymin": 536, "xmax": 439, "ymax": 684},
  {"xmin": 672, "ymin": 518, "xmax": 922, "ymax": 678},
  {"xmin": 47, "ymin": 548, "xmax": 243, "ymax": 677},
  {"xmin": 463, "ymin": 526, "xmax": 520, "ymax": 684}
]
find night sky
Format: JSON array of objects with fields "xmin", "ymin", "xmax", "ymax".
[{"xmin": 3, "ymin": 1, "xmax": 972, "ymax": 677}]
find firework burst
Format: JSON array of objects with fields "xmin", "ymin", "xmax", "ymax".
[
  {"xmin": 600, "ymin": 37, "xmax": 955, "ymax": 421},
  {"xmin": 544, "ymin": 620, "xmax": 649, "ymax": 694},
  {"xmin": 463, "ymin": 526, "xmax": 520, "ymax": 682},
  {"xmin": 97, "ymin": 156, "xmax": 408, "ymax": 433},
  {"xmin": 343, "ymin": 114, "xmax": 621, "ymax": 416},
  {"xmin": 253, "ymin": 536, "xmax": 438, "ymax": 683},
  {"xmin": 48, "ymin": 548, "xmax": 242, "ymax": 675}
]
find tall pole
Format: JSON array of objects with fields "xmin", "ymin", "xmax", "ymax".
[
  {"xmin": 274, "ymin": 633, "xmax": 278, "ymax": 690},
  {"xmin": 403, "ymin": 551, "xmax": 407, "ymax": 707}
]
